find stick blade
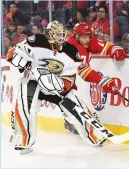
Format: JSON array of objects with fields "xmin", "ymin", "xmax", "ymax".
[{"xmin": 110, "ymin": 132, "xmax": 129, "ymax": 144}]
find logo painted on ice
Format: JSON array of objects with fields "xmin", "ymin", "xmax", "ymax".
[{"xmin": 90, "ymin": 72, "xmax": 107, "ymax": 111}]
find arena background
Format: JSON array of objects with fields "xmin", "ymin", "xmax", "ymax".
[{"xmin": 1, "ymin": 0, "xmax": 129, "ymax": 144}]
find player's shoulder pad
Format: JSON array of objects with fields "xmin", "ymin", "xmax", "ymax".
[
  {"xmin": 26, "ymin": 34, "xmax": 50, "ymax": 49},
  {"xmin": 63, "ymin": 42, "xmax": 81, "ymax": 62}
]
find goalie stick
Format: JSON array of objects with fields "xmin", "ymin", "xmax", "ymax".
[{"xmin": 60, "ymin": 97, "xmax": 129, "ymax": 144}]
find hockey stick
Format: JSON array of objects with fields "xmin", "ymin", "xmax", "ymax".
[
  {"xmin": 60, "ymin": 97, "xmax": 129, "ymax": 144},
  {"xmin": 115, "ymin": 91, "xmax": 129, "ymax": 103}
]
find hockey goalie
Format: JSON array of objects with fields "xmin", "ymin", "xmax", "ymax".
[{"xmin": 6, "ymin": 20, "xmax": 127, "ymax": 154}]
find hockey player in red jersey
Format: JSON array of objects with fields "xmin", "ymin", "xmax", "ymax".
[
  {"xmin": 65, "ymin": 22, "xmax": 128, "ymax": 136},
  {"xmin": 7, "ymin": 20, "xmax": 123, "ymax": 154},
  {"xmin": 67, "ymin": 22, "xmax": 128, "ymax": 65}
]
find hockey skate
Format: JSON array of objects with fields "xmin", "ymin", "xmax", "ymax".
[
  {"xmin": 64, "ymin": 119, "xmax": 79, "ymax": 135},
  {"xmin": 15, "ymin": 145, "xmax": 33, "ymax": 155},
  {"xmin": 9, "ymin": 132, "xmax": 33, "ymax": 155}
]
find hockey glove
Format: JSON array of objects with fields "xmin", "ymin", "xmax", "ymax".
[
  {"xmin": 111, "ymin": 46, "xmax": 127, "ymax": 61},
  {"xmin": 99, "ymin": 76, "xmax": 119, "ymax": 95},
  {"xmin": 7, "ymin": 42, "xmax": 33, "ymax": 69}
]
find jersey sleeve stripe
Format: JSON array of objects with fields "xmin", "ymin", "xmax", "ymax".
[
  {"xmin": 100, "ymin": 42, "xmax": 112, "ymax": 55},
  {"xmin": 79, "ymin": 67, "xmax": 91, "ymax": 78},
  {"xmin": 78, "ymin": 65, "xmax": 89, "ymax": 75},
  {"xmin": 82, "ymin": 69, "xmax": 93, "ymax": 80}
]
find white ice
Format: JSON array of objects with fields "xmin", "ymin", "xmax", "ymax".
[{"xmin": 1, "ymin": 125, "xmax": 129, "ymax": 168}]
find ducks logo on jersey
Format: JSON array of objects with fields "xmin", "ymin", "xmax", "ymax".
[{"xmin": 38, "ymin": 59, "xmax": 64, "ymax": 74}]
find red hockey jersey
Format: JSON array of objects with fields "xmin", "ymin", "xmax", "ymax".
[{"xmin": 67, "ymin": 35, "xmax": 114, "ymax": 82}]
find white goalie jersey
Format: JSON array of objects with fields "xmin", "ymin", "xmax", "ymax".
[{"xmin": 7, "ymin": 34, "xmax": 82, "ymax": 93}]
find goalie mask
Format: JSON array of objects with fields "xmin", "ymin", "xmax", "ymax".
[{"xmin": 45, "ymin": 20, "xmax": 67, "ymax": 45}]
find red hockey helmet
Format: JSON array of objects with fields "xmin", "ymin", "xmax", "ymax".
[{"xmin": 74, "ymin": 23, "xmax": 92, "ymax": 36}]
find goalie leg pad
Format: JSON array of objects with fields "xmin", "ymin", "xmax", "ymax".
[
  {"xmin": 60, "ymin": 97, "xmax": 129, "ymax": 144},
  {"xmin": 10, "ymin": 79, "xmax": 40, "ymax": 149},
  {"xmin": 60, "ymin": 97, "xmax": 90, "ymax": 142},
  {"xmin": 60, "ymin": 93, "xmax": 106, "ymax": 146}
]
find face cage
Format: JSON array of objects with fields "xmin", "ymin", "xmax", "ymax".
[{"xmin": 49, "ymin": 29, "xmax": 67, "ymax": 44}]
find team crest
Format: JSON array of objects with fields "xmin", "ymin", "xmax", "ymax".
[{"xmin": 39, "ymin": 59, "xmax": 64, "ymax": 74}]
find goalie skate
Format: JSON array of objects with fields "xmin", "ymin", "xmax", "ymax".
[
  {"xmin": 64, "ymin": 118, "xmax": 79, "ymax": 135},
  {"xmin": 15, "ymin": 146, "xmax": 33, "ymax": 155}
]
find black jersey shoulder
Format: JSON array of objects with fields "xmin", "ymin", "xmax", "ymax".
[
  {"xmin": 62, "ymin": 42, "xmax": 81, "ymax": 62},
  {"xmin": 26, "ymin": 34, "xmax": 51, "ymax": 49}
]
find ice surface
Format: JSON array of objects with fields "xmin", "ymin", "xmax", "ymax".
[{"xmin": 1, "ymin": 126, "xmax": 129, "ymax": 168}]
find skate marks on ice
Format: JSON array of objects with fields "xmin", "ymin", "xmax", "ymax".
[{"xmin": 1, "ymin": 126, "xmax": 129, "ymax": 168}]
